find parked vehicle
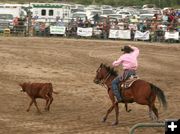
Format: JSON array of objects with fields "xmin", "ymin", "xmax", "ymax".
[
  {"xmin": 0, "ymin": 4, "xmax": 26, "ymax": 18},
  {"xmin": 85, "ymin": 5, "xmax": 100, "ymax": 10},
  {"xmin": 30, "ymin": 3, "xmax": 71, "ymax": 22},
  {"xmin": 101, "ymin": 5, "xmax": 112, "ymax": 10},
  {"xmin": 86, "ymin": 10, "xmax": 102, "ymax": 19},
  {"xmin": 142, "ymin": 4, "xmax": 156, "ymax": 9},
  {"xmin": 0, "ymin": 14, "xmax": 14, "ymax": 32},
  {"xmin": 69, "ymin": 4, "xmax": 85, "ymax": 13},
  {"xmin": 102, "ymin": 9, "xmax": 114, "ymax": 15},
  {"xmin": 116, "ymin": 11, "xmax": 132, "ymax": 18},
  {"xmin": 107, "ymin": 14, "xmax": 123, "ymax": 20},
  {"xmin": 71, "ymin": 11, "xmax": 87, "ymax": 21},
  {"xmin": 139, "ymin": 14, "xmax": 154, "ymax": 21}
]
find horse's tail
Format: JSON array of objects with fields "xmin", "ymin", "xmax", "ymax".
[{"xmin": 150, "ymin": 83, "xmax": 167, "ymax": 110}]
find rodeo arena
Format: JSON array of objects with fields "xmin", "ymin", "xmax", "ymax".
[{"xmin": 0, "ymin": 2, "xmax": 180, "ymax": 134}]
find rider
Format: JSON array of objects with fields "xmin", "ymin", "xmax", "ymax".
[{"xmin": 112, "ymin": 45, "xmax": 139, "ymax": 102}]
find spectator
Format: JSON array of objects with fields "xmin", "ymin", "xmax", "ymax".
[
  {"xmin": 40, "ymin": 22, "xmax": 46, "ymax": 36},
  {"xmin": 162, "ymin": 11, "xmax": 169, "ymax": 25},
  {"xmin": 13, "ymin": 17, "xmax": 19, "ymax": 26},
  {"xmin": 137, "ymin": 20, "xmax": 146, "ymax": 32},
  {"xmin": 156, "ymin": 25, "xmax": 165, "ymax": 42},
  {"xmin": 33, "ymin": 22, "xmax": 40, "ymax": 36},
  {"xmin": 130, "ymin": 16, "xmax": 138, "ymax": 23},
  {"xmin": 77, "ymin": 18, "xmax": 84, "ymax": 27},
  {"xmin": 117, "ymin": 19, "xmax": 125, "ymax": 30},
  {"xmin": 93, "ymin": 13, "xmax": 100, "ymax": 25},
  {"xmin": 56, "ymin": 18, "xmax": 64, "ymax": 26},
  {"xmin": 84, "ymin": 17, "xmax": 91, "ymax": 27}
]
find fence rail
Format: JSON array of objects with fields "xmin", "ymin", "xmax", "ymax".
[{"xmin": 129, "ymin": 122, "xmax": 165, "ymax": 134}]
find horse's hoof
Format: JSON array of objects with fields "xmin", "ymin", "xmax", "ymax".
[
  {"xmin": 152, "ymin": 118, "xmax": 159, "ymax": 122},
  {"xmin": 127, "ymin": 109, "xmax": 132, "ymax": 112},
  {"xmin": 101, "ymin": 117, "xmax": 106, "ymax": 123},
  {"xmin": 26, "ymin": 109, "xmax": 30, "ymax": 112},
  {"xmin": 112, "ymin": 121, "xmax": 118, "ymax": 126}
]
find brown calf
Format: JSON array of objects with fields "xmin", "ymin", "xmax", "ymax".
[{"xmin": 19, "ymin": 82, "xmax": 58, "ymax": 113}]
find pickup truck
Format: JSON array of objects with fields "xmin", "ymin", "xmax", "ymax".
[{"xmin": 0, "ymin": 14, "xmax": 14, "ymax": 32}]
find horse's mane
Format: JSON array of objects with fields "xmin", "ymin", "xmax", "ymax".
[{"xmin": 102, "ymin": 64, "xmax": 118, "ymax": 77}]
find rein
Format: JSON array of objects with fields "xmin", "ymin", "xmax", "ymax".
[{"xmin": 100, "ymin": 71, "xmax": 111, "ymax": 89}]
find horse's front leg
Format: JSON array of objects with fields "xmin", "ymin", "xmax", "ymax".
[
  {"xmin": 102, "ymin": 89, "xmax": 119, "ymax": 125},
  {"xmin": 102, "ymin": 104, "xmax": 114, "ymax": 122},
  {"xmin": 112, "ymin": 102, "xmax": 119, "ymax": 125}
]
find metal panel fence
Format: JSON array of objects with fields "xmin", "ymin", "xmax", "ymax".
[{"xmin": 129, "ymin": 122, "xmax": 165, "ymax": 134}]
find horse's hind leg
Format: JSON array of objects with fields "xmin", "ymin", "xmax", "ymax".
[
  {"xmin": 152, "ymin": 104, "xmax": 159, "ymax": 121},
  {"xmin": 148, "ymin": 106, "xmax": 153, "ymax": 120},
  {"xmin": 148, "ymin": 104, "xmax": 158, "ymax": 121},
  {"xmin": 125, "ymin": 103, "xmax": 131, "ymax": 112}
]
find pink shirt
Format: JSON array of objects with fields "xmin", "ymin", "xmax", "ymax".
[{"xmin": 112, "ymin": 46, "xmax": 139, "ymax": 70}]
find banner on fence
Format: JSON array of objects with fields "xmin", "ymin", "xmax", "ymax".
[
  {"xmin": 165, "ymin": 31, "xmax": 179, "ymax": 40},
  {"xmin": 93, "ymin": 29, "xmax": 102, "ymax": 35},
  {"xmin": 134, "ymin": 31, "xmax": 150, "ymax": 40},
  {"xmin": 109, "ymin": 29, "xmax": 131, "ymax": 39},
  {"xmin": 77, "ymin": 27, "xmax": 93, "ymax": 37},
  {"xmin": 50, "ymin": 26, "xmax": 66, "ymax": 35}
]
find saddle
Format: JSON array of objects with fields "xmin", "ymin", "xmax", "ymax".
[
  {"xmin": 119, "ymin": 75, "xmax": 139, "ymax": 102},
  {"xmin": 121, "ymin": 75, "xmax": 139, "ymax": 89}
]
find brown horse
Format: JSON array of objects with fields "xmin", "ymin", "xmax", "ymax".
[{"xmin": 93, "ymin": 63, "xmax": 167, "ymax": 125}]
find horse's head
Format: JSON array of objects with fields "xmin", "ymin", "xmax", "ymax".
[
  {"xmin": 94, "ymin": 63, "xmax": 107, "ymax": 84},
  {"xmin": 94, "ymin": 63, "xmax": 106, "ymax": 84},
  {"xmin": 94, "ymin": 63, "xmax": 118, "ymax": 84}
]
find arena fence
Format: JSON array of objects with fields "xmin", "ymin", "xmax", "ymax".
[
  {"xmin": 129, "ymin": 122, "xmax": 165, "ymax": 134},
  {"xmin": 0, "ymin": 25, "xmax": 179, "ymax": 43}
]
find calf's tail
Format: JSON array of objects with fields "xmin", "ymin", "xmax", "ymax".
[{"xmin": 53, "ymin": 91, "xmax": 58, "ymax": 94}]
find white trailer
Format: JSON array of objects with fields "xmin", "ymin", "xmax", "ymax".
[
  {"xmin": 30, "ymin": 3, "xmax": 71, "ymax": 22},
  {"xmin": 0, "ymin": 4, "xmax": 26, "ymax": 18}
]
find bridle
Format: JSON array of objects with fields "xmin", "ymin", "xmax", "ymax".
[{"xmin": 96, "ymin": 66, "xmax": 111, "ymax": 89}]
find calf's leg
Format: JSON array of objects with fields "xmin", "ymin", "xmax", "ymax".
[
  {"xmin": 47, "ymin": 97, "xmax": 53, "ymax": 111},
  {"xmin": 44, "ymin": 95, "xmax": 50, "ymax": 111},
  {"xmin": 33, "ymin": 99, "xmax": 41, "ymax": 113},
  {"xmin": 27, "ymin": 99, "xmax": 33, "ymax": 112},
  {"xmin": 45, "ymin": 99, "xmax": 49, "ymax": 111}
]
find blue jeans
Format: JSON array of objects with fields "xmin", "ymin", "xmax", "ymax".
[{"xmin": 112, "ymin": 76, "xmax": 122, "ymax": 102}]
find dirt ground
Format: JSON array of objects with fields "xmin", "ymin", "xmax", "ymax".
[{"xmin": 0, "ymin": 37, "xmax": 179, "ymax": 134}]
